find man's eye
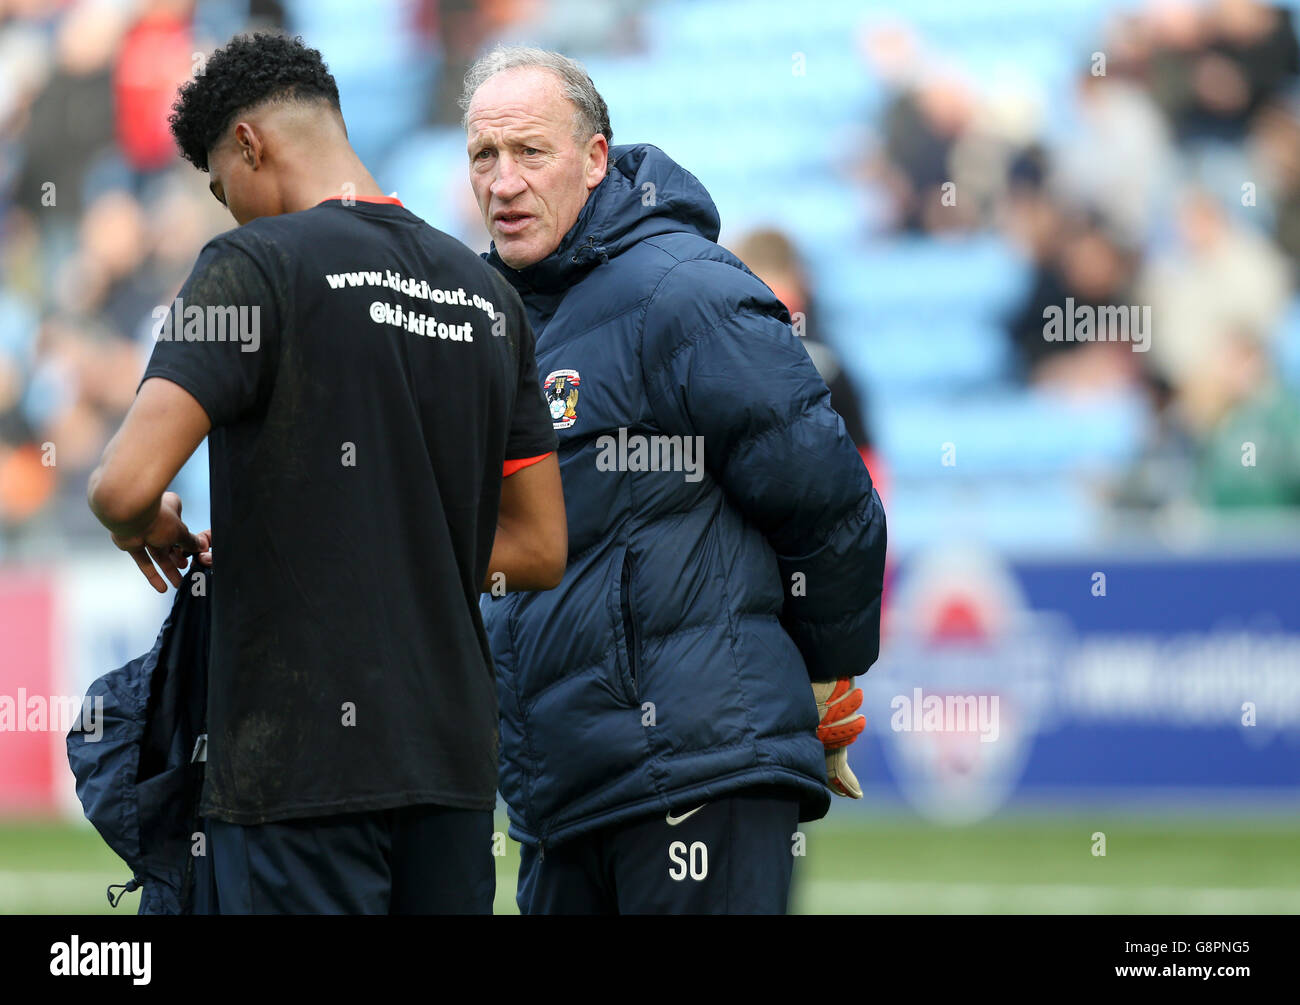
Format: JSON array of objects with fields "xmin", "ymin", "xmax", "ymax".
[
  {"xmin": 522, "ymin": 147, "xmax": 540, "ymax": 156},
  {"xmin": 474, "ymin": 149, "xmax": 493, "ymax": 160}
]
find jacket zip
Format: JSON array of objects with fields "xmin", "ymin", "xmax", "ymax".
[{"xmin": 620, "ymin": 552, "xmax": 639, "ymax": 702}]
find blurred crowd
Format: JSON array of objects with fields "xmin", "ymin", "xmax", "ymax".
[
  {"xmin": 0, "ymin": 0, "xmax": 649, "ymax": 557},
  {"xmin": 0, "ymin": 0, "xmax": 265, "ymax": 555},
  {"xmin": 2, "ymin": 0, "xmax": 1298, "ymax": 560},
  {"xmin": 862, "ymin": 0, "xmax": 1300, "ymax": 510}
]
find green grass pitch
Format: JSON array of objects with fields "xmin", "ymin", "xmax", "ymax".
[{"xmin": 2, "ymin": 809, "xmax": 1297, "ymax": 914}]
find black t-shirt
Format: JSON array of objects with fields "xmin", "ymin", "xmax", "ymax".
[{"xmin": 142, "ymin": 198, "xmax": 556, "ymax": 825}]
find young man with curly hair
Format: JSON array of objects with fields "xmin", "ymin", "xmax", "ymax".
[{"xmin": 87, "ymin": 32, "xmax": 567, "ymax": 914}]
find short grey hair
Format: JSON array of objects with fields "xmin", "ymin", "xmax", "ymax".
[{"xmin": 459, "ymin": 45, "xmax": 613, "ymax": 145}]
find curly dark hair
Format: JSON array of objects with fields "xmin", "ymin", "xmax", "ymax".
[{"xmin": 169, "ymin": 32, "xmax": 340, "ymax": 171}]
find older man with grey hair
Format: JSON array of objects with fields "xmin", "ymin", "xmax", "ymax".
[{"xmin": 466, "ymin": 45, "xmax": 887, "ymax": 915}]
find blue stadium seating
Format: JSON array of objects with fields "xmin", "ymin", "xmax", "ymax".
[{"xmin": 366, "ymin": 0, "xmax": 1300, "ymax": 551}]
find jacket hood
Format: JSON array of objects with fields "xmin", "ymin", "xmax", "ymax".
[{"xmin": 485, "ymin": 143, "xmax": 721, "ymax": 295}]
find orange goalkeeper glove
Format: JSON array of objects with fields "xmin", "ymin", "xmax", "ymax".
[{"xmin": 812, "ymin": 678, "xmax": 865, "ymax": 798}]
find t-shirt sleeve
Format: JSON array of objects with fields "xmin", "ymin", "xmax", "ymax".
[
  {"xmin": 141, "ymin": 235, "xmax": 280, "ymax": 427},
  {"xmin": 500, "ymin": 281, "xmax": 558, "ymax": 463}
]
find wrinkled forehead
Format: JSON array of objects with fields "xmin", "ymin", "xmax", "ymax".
[{"xmin": 466, "ymin": 67, "xmax": 580, "ymax": 143}]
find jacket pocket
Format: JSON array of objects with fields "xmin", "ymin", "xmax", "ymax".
[{"xmin": 619, "ymin": 550, "xmax": 639, "ymax": 705}]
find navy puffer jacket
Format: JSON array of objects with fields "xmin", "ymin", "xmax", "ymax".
[{"xmin": 482, "ymin": 144, "xmax": 886, "ymax": 849}]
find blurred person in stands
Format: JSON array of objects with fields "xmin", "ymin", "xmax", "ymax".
[
  {"xmin": 463, "ymin": 46, "xmax": 886, "ymax": 914},
  {"xmin": 1005, "ymin": 208, "xmax": 1145, "ymax": 394},
  {"xmin": 1139, "ymin": 188, "xmax": 1292, "ymax": 432},
  {"xmin": 855, "ymin": 22, "xmax": 980, "ymax": 233},
  {"xmin": 1252, "ymin": 87, "xmax": 1300, "ymax": 283},
  {"xmin": 428, "ymin": 0, "xmax": 524, "ymax": 125},
  {"xmin": 0, "ymin": 298, "xmax": 55, "ymax": 545},
  {"xmin": 0, "ymin": 204, "xmax": 48, "ymax": 547},
  {"xmin": 732, "ymin": 228, "xmax": 881, "ymax": 481},
  {"xmin": 26, "ymin": 314, "xmax": 138, "ymax": 527},
  {"xmin": 56, "ymin": 189, "xmax": 157, "ymax": 337},
  {"xmin": 1052, "ymin": 47, "xmax": 1175, "ymax": 247},
  {"xmin": 114, "ymin": 0, "xmax": 198, "ymax": 180},
  {"xmin": 13, "ymin": 1, "xmax": 124, "ymax": 243},
  {"xmin": 1146, "ymin": 0, "xmax": 1299, "ymax": 146},
  {"xmin": 1197, "ymin": 326, "xmax": 1300, "ymax": 507},
  {"xmin": 144, "ymin": 168, "xmax": 235, "ymax": 303},
  {"xmin": 1111, "ymin": 368, "xmax": 1202, "ymax": 511},
  {"xmin": 873, "ymin": 73, "xmax": 980, "ymax": 234}
]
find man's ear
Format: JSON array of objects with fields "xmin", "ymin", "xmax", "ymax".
[
  {"xmin": 233, "ymin": 121, "xmax": 264, "ymax": 169},
  {"xmin": 585, "ymin": 133, "xmax": 609, "ymax": 191}
]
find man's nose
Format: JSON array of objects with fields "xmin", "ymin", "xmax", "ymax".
[{"xmin": 490, "ymin": 155, "xmax": 527, "ymax": 201}]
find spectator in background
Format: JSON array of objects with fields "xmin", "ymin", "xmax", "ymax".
[
  {"xmin": 732, "ymin": 228, "xmax": 878, "ymax": 466},
  {"xmin": 999, "ymin": 143, "xmax": 1053, "ymax": 250},
  {"xmin": 1252, "ymin": 87, "xmax": 1300, "ymax": 283},
  {"xmin": 873, "ymin": 74, "xmax": 980, "ymax": 234},
  {"xmin": 1197, "ymin": 327, "xmax": 1300, "ymax": 507},
  {"xmin": 56, "ymin": 189, "xmax": 156, "ymax": 337},
  {"xmin": 114, "ymin": 0, "xmax": 197, "ymax": 179},
  {"xmin": 144, "ymin": 168, "xmax": 231, "ymax": 298},
  {"xmin": 13, "ymin": 2, "xmax": 123, "ymax": 232},
  {"xmin": 1111, "ymin": 368, "xmax": 1201, "ymax": 511},
  {"xmin": 0, "ymin": 437, "xmax": 54, "ymax": 541},
  {"xmin": 857, "ymin": 20, "xmax": 1040, "ymax": 237},
  {"xmin": 27, "ymin": 313, "xmax": 138, "ymax": 512},
  {"xmin": 1147, "ymin": 0, "xmax": 1299, "ymax": 146},
  {"xmin": 1005, "ymin": 209, "xmax": 1145, "ymax": 394},
  {"xmin": 425, "ymin": 0, "xmax": 528, "ymax": 125},
  {"xmin": 855, "ymin": 24, "xmax": 981, "ymax": 234},
  {"xmin": 0, "ymin": 250, "xmax": 53, "ymax": 543},
  {"xmin": 1052, "ymin": 62, "xmax": 1174, "ymax": 247},
  {"xmin": 1139, "ymin": 188, "xmax": 1292, "ymax": 431}
]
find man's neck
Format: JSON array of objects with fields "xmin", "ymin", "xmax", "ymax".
[{"xmin": 282, "ymin": 150, "xmax": 386, "ymax": 214}]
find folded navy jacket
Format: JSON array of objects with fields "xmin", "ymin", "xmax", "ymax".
[{"xmin": 66, "ymin": 566, "xmax": 215, "ymax": 914}]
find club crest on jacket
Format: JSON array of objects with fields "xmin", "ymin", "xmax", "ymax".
[{"xmin": 543, "ymin": 369, "xmax": 580, "ymax": 429}]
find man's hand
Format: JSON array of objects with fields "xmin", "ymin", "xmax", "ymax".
[
  {"xmin": 88, "ymin": 376, "xmax": 212, "ymax": 589},
  {"xmin": 109, "ymin": 491, "xmax": 203, "ymax": 593},
  {"xmin": 812, "ymin": 678, "xmax": 865, "ymax": 798}
]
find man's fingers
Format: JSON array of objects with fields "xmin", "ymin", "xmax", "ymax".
[
  {"xmin": 146, "ymin": 544, "xmax": 183, "ymax": 588},
  {"xmin": 177, "ymin": 529, "xmax": 202, "ymax": 556},
  {"xmin": 193, "ymin": 529, "xmax": 213, "ymax": 568},
  {"xmin": 128, "ymin": 547, "xmax": 168, "ymax": 593}
]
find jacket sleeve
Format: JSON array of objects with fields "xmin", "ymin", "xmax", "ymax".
[{"xmin": 641, "ymin": 257, "xmax": 887, "ymax": 681}]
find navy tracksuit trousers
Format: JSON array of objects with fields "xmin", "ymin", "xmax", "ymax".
[
  {"xmin": 209, "ymin": 803, "xmax": 494, "ymax": 914},
  {"xmin": 515, "ymin": 785, "xmax": 802, "ymax": 914}
]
